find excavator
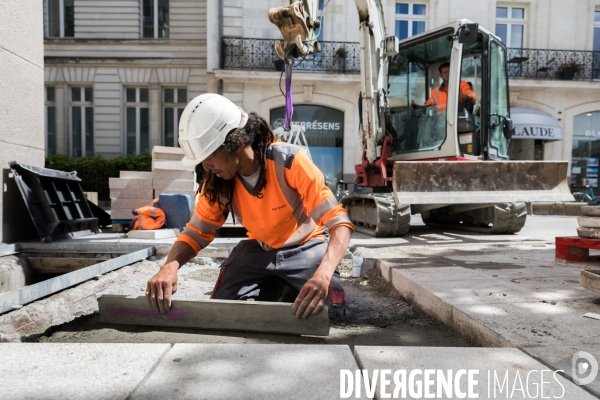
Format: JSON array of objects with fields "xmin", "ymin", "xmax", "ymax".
[{"xmin": 269, "ymin": 1, "xmax": 574, "ymax": 236}]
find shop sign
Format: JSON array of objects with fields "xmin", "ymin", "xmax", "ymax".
[{"xmin": 513, "ymin": 124, "xmax": 562, "ymax": 140}]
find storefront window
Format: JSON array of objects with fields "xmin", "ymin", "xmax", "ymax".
[
  {"xmin": 270, "ymin": 105, "xmax": 344, "ymax": 191},
  {"xmin": 571, "ymin": 111, "xmax": 600, "ymax": 193}
]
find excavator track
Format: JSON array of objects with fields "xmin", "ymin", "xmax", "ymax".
[
  {"xmin": 421, "ymin": 202, "xmax": 527, "ymax": 234},
  {"xmin": 341, "ymin": 193, "xmax": 411, "ymax": 237}
]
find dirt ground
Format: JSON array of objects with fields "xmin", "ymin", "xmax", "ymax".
[{"xmin": 38, "ymin": 258, "xmax": 472, "ymax": 348}]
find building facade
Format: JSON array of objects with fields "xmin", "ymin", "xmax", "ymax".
[{"xmin": 44, "ymin": 0, "xmax": 600, "ymax": 191}]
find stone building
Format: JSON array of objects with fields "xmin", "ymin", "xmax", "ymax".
[{"xmin": 43, "ymin": 0, "xmax": 600, "ymax": 190}]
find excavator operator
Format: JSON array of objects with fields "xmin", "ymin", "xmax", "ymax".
[
  {"xmin": 145, "ymin": 93, "xmax": 354, "ymax": 319},
  {"xmin": 411, "ymin": 62, "xmax": 477, "ymax": 111}
]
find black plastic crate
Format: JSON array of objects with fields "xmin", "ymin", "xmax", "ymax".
[{"xmin": 9, "ymin": 161, "xmax": 99, "ymax": 242}]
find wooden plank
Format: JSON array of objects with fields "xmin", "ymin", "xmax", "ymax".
[
  {"xmin": 28, "ymin": 257, "xmax": 109, "ymax": 274},
  {"xmin": 98, "ymin": 295, "xmax": 330, "ymax": 336}
]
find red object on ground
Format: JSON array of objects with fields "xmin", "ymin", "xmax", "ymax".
[{"xmin": 555, "ymin": 236, "xmax": 600, "ymax": 262}]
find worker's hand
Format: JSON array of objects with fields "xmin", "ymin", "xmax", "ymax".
[
  {"xmin": 410, "ymin": 100, "xmax": 419, "ymax": 110},
  {"xmin": 292, "ymin": 272, "xmax": 330, "ymax": 319},
  {"xmin": 146, "ymin": 261, "xmax": 179, "ymax": 313}
]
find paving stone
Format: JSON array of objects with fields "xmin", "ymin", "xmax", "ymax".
[
  {"xmin": 110, "ymin": 208, "xmax": 136, "ymax": 219},
  {"xmin": 520, "ymin": 344, "xmax": 600, "ymax": 398},
  {"xmin": 108, "ymin": 178, "xmax": 153, "ymax": 190},
  {"xmin": 152, "ymin": 160, "xmax": 196, "ymax": 171},
  {"xmin": 120, "ymin": 171, "xmax": 153, "ymax": 179},
  {"xmin": 577, "ymin": 226, "xmax": 600, "ymax": 238},
  {"xmin": 152, "ymin": 145, "xmax": 185, "ymax": 160},
  {"xmin": 111, "ymin": 198, "xmax": 153, "ymax": 210},
  {"xmin": 110, "ymin": 189, "xmax": 154, "ymax": 200},
  {"xmin": 127, "ymin": 229, "xmax": 180, "ymax": 239},
  {"xmin": 153, "ymin": 179, "xmax": 197, "ymax": 191},
  {"xmin": 353, "ymin": 346, "xmax": 597, "ymax": 400},
  {"xmin": 582, "ymin": 205, "xmax": 600, "ymax": 216},
  {"xmin": 152, "ymin": 169, "xmax": 195, "ymax": 181},
  {"xmin": 133, "ymin": 344, "xmax": 365, "ymax": 400},
  {"xmin": 0, "ymin": 343, "xmax": 170, "ymax": 400},
  {"xmin": 578, "ymin": 216, "xmax": 600, "ymax": 228}
]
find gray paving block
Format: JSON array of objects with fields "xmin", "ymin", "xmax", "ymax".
[
  {"xmin": 0, "ymin": 343, "xmax": 170, "ymax": 400},
  {"xmin": 582, "ymin": 205, "xmax": 600, "ymax": 216},
  {"xmin": 579, "ymin": 216, "xmax": 600, "ymax": 228},
  {"xmin": 120, "ymin": 171, "xmax": 153, "ymax": 179},
  {"xmin": 111, "ymin": 208, "xmax": 136, "ymax": 219},
  {"xmin": 153, "ymin": 169, "xmax": 195, "ymax": 181},
  {"xmin": 127, "ymin": 229, "xmax": 180, "ymax": 239},
  {"xmin": 110, "ymin": 189, "xmax": 154, "ymax": 200},
  {"xmin": 153, "ymin": 179, "xmax": 197, "ymax": 191},
  {"xmin": 577, "ymin": 226, "xmax": 600, "ymax": 238},
  {"xmin": 152, "ymin": 160, "xmax": 196, "ymax": 171},
  {"xmin": 354, "ymin": 346, "xmax": 597, "ymax": 400},
  {"xmin": 152, "ymin": 145, "xmax": 185, "ymax": 160},
  {"xmin": 109, "ymin": 178, "xmax": 153, "ymax": 190},
  {"xmin": 111, "ymin": 198, "xmax": 153, "ymax": 209},
  {"xmin": 133, "ymin": 344, "xmax": 365, "ymax": 400}
]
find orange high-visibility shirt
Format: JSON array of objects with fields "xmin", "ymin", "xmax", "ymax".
[
  {"xmin": 425, "ymin": 81, "xmax": 477, "ymax": 108},
  {"xmin": 177, "ymin": 142, "xmax": 354, "ymax": 253}
]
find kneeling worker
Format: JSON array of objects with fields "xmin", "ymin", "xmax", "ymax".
[{"xmin": 145, "ymin": 94, "xmax": 354, "ymax": 319}]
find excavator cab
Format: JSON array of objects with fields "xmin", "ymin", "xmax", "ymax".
[{"xmin": 386, "ymin": 23, "xmax": 511, "ymax": 161}]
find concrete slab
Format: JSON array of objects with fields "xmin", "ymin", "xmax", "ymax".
[
  {"xmin": 152, "ymin": 145, "xmax": 185, "ymax": 160},
  {"xmin": 120, "ymin": 171, "xmax": 153, "ymax": 179},
  {"xmin": 581, "ymin": 269, "xmax": 600, "ymax": 295},
  {"xmin": 133, "ymin": 344, "xmax": 365, "ymax": 400},
  {"xmin": 520, "ymin": 344, "xmax": 600, "ymax": 396},
  {"xmin": 152, "ymin": 169, "xmax": 195, "ymax": 181},
  {"xmin": 578, "ymin": 216, "xmax": 600, "ymax": 228},
  {"xmin": 110, "ymin": 189, "xmax": 154, "ymax": 200},
  {"xmin": 111, "ymin": 198, "xmax": 153, "ymax": 209},
  {"xmin": 354, "ymin": 346, "xmax": 597, "ymax": 400},
  {"xmin": 582, "ymin": 205, "xmax": 600, "ymax": 216},
  {"xmin": 577, "ymin": 226, "xmax": 600, "ymax": 238},
  {"xmin": 127, "ymin": 229, "xmax": 180, "ymax": 240},
  {"xmin": 0, "ymin": 343, "xmax": 170, "ymax": 400},
  {"xmin": 110, "ymin": 209, "xmax": 136, "ymax": 219},
  {"xmin": 108, "ymin": 178, "xmax": 153, "ymax": 190},
  {"xmin": 152, "ymin": 160, "xmax": 196, "ymax": 171},
  {"xmin": 152, "ymin": 179, "xmax": 197, "ymax": 191}
]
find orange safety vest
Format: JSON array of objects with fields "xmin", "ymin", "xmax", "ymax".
[
  {"xmin": 176, "ymin": 142, "xmax": 354, "ymax": 253},
  {"xmin": 130, "ymin": 200, "xmax": 166, "ymax": 230}
]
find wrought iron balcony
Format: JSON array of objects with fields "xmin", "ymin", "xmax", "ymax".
[
  {"xmin": 507, "ymin": 47, "xmax": 600, "ymax": 81},
  {"xmin": 221, "ymin": 37, "xmax": 360, "ymax": 74}
]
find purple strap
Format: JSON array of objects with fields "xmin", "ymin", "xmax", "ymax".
[{"xmin": 284, "ymin": 61, "xmax": 293, "ymax": 130}]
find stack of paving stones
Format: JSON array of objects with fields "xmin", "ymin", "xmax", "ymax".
[
  {"xmin": 577, "ymin": 205, "xmax": 600, "ymax": 238},
  {"xmin": 109, "ymin": 171, "xmax": 154, "ymax": 220},
  {"xmin": 110, "ymin": 146, "xmax": 198, "ymax": 223},
  {"xmin": 151, "ymin": 146, "xmax": 198, "ymax": 209}
]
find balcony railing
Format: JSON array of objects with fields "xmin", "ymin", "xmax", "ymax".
[
  {"xmin": 507, "ymin": 47, "xmax": 600, "ymax": 81},
  {"xmin": 221, "ymin": 37, "xmax": 360, "ymax": 74}
]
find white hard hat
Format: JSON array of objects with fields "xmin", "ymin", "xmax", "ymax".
[{"xmin": 178, "ymin": 93, "xmax": 249, "ymax": 166}]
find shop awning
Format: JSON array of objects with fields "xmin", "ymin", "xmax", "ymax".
[{"xmin": 510, "ymin": 107, "xmax": 563, "ymax": 141}]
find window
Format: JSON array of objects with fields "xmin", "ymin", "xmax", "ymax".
[
  {"xmin": 571, "ymin": 111, "xmax": 600, "ymax": 191},
  {"xmin": 47, "ymin": 0, "xmax": 74, "ymax": 38},
  {"xmin": 163, "ymin": 88, "xmax": 187, "ymax": 147},
  {"xmin": 45, "ymin": 87, "xmax": 57, "ymax": 156},
  {"xmin": 395, "ymin": 2, "xmax": 426, "ymax": 40},
  {"xmin": 70, "ymin": 87, "xmax": 94, "ymax": 157},
  {"xmin": 495, "ymin": 6, "xmax": 525, "ymax": 48},
  {"xmin": 142, "ymin": 0, "xmax": 169, "ymax": 38},
  {"xmin": 125, "ymin": 88, "xmax": 150, "ymax": 156}
]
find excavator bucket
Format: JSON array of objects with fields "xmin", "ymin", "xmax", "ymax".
[{"xmin": 392, "ymin": 161, "xmax": 574, "ymax": 205}]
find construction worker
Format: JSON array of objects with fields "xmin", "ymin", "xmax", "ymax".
[
  {"xmin": 411, "ymin": 61, "xmax": 477, "ymax": 111},
  {"xmin": 145, "ymin": 93, "xmax": 354, "ymax": 319}
]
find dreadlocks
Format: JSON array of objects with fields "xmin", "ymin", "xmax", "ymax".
[{"xmin": 200, "ymin": 112, "xmax": 275, "ymax": 216}]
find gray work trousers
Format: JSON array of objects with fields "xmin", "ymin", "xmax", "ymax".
[{"xmin": 211, "ymin": 238, "xmax": 346, "ymax": 315}]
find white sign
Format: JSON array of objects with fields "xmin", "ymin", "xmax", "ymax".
[{"xmin": 513, "ymin": 124, "xmax": 563, "ymax": 140}]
